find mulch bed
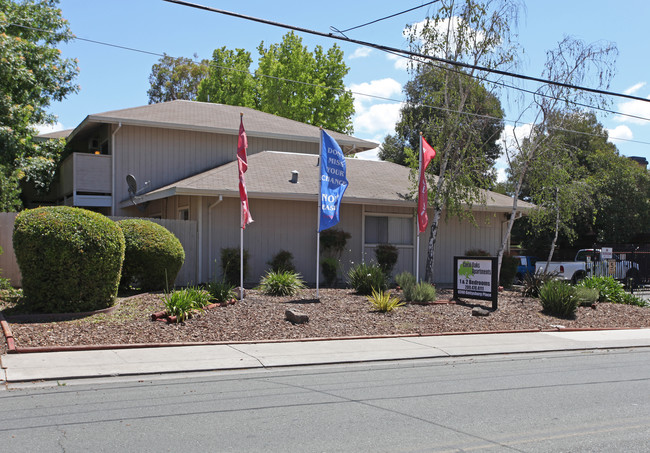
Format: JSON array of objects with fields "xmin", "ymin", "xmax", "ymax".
[{"xmin": 2, "ymin": 288, "xmax": 650, "ymax": 354}]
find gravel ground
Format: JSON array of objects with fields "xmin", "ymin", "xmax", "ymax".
[{"xmin": 2, "ymin": 288, "xmax": 650, "ymax": 354}]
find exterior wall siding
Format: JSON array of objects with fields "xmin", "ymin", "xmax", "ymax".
[{"xmin": 111, "ymin": 125, "xmax": 318, "ymax": 216}]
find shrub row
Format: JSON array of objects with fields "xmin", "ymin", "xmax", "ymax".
[{"xmin": 13, "ymin": 207, "xmax": 184, "ymax": 313}]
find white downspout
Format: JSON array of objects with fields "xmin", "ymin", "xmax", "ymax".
[
  {"xmin": 110, "ymin": 122, "xmax": 122, "ymax": 216},
  {"xmin": 207, "ymin": 195, "xmax": 224, "ymax": 279}
]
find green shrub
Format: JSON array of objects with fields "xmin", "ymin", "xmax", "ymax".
[
  {"xmin": 367, "ymin": 289, "xmax": 404, "ymax": 313},
  {"xmin": 347, "ymin": 262, "xmax": 387, "ymax": 295},
  {"xmin": 321, "ymin": 257, "xmax": 339, "ymax": 287},
  {"xmin": 13, "ymin": 206, "xmax": 125, "ymax": 313},
  {"xmin": 163, "ymin": 286, "xmax": 210, "ymax": 323},
  {"xmin": 465, "ymin": 249, "xmax": 490, "ymax": 256},
  {"xmin": 573, "ymin": 286, "xmax": 600, "ymax": 306},
  {"xmin": 499, "ymin": 254, "xmax": 519, "ymax": 288},
  {"xmin": 403, "ymin": 282, "xmax": 437, "ymax": 303},
  {"xmin": 267, "ymin": 250, "xmax": 295, "ymax": 273},
  {"xmin": 375, "ymin": 244, "xmax": 399, "ymax": 276},
  {"xmin": 206, "ymin": 280, "xmax": 236, "ymax": 304},
  {"xmin": 579, "ymin": 276, "xmax": 646, "ymax": 306},
  {"xmin": 221, "ymin": 247, "xmax": 249, "ymax": 287},
  {"xmin": 320, "ymin": 229, "xmax": 351, "ymax": 257},
  {"xmin": 539, "ymin": 280, "xmax": 578, "ymax": 318},
  {"xmin": 259, "ymin": 270, "xmax": 306, "ymax": 296},
  {"xmin": 395, "ymin": 271, "xmax": 416, "ymax": 290},
  {"xmin": 118, "ymin": 219, "xmax": 185, "ymax": 291},
  {"xmin": 522, "ymin": 270, "xmax": 558, "ymax": 298}
]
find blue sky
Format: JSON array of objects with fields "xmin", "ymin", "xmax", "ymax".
[{"xmin": 44, "ymin": 0, "xmax": 650, "ymax": 177}]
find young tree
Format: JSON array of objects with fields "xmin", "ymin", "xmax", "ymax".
[
  {"xmin": 498, "ymin": 37, "xmax": 618, "ymax": 278},
  {"xmin": 147, "ymin": 53, "xmax": 209, "ymax": 104},
  {"xmin": 0, "ymin": 0, "xmax": 79, "ymax": 210},
  {"xmin": 401, "ymin": 0, "xmax": 521, "ymax": 283}
]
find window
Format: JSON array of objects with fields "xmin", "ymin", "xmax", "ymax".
[
  {"xmin": 178, "ymin": 208, "xmax": 189, "ymax": 221},
  {"xmin": 365, "ymin": 216, "xmax": 413, "ymax": 245}
]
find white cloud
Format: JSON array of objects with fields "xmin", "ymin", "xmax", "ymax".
[
  {"xmin": 387, "ymin": 53, "xmax": 410, "ymax": 71},
  {"xmin": 349, "ymin": 47, "xmax": 372, "ymax": 59},
  {"xmin": 407, "ymin": 17, "xmax": 488, "ymax": 57},
  {"xmin": 349, "ymin": 78, "xmax": 402, "ymax": 107},
  {"xmin": 606, "ymin": 125, "xmax": 633, "ymax": 143},
  {"xmin": 353, "ymin": 102, "xmax": 403, "ymax": 137},
  {"xmin": 35, "ymin": 121, "xmax": 65, "ymax": 135},
  {"xmin": 615, "ymin": 94, "xmax": 650, "ymax": 125},
  {"xmin": 624, "ymin": 82, "xmax": 646, "ymax": 95},
  {"xmin": 494, "ymin": 123, "xmax": 533, "ymax": 182}
]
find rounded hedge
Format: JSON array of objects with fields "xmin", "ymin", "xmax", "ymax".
[
  {"xmin": 13, "ymin": 206, "xmax": 125, "ymax": 313},
  {"xmin": 118, "ymin": 219, "xmax": 185, "ymax": 291}
]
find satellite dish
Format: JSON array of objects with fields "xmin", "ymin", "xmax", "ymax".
[{"xmin": 126, "ymin": 174, "xmax": 150, "ymax": 210}]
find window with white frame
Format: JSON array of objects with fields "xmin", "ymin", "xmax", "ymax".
[{"xmin": 178, "ymin": 208, "xmax": 189, "ymax": 221}]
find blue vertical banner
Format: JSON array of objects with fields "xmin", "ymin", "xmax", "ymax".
[{"xmin": 319, "ymin": 129, "xmax": 348, "ymax": 232}]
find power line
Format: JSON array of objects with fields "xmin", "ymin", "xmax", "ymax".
[
  {"xmin": 336, "ymin": 0, "xmax": 441, "ymax": 34},
  {"xmin": 7, "ymin": 23, "xmax": 649, "ymax": 146},
  {"xmin": 163, "ymin": 0, "xmax": 650, "ymax": 105}
]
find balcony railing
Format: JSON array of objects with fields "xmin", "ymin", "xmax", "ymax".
[{"xmin": 59, "ymin": 152, "xmax": 112, "ymax": 207}]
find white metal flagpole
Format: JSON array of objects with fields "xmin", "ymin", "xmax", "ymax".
[
  {"xmin": 416, "ymin": 133, "xmax": 422, "ymax": 283},
  {"xmin": 240, "ymin": 226, "xmax": 244, "ymax": 299},
  {"xmin": 316, "ymin": 127, "xmax": 322, "ymax": 298}
]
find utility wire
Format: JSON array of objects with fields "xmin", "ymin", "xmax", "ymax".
[
  {"xmin": 7, "ymin": 23, "xmax": 650, "ymax": 146},
  {"xmin": 337, "ymin": 0, "xmax": 441, "ymax": 33},
  {"xmin": 163, "ymin": 0, "xmax": 650, "ymax": 105}
]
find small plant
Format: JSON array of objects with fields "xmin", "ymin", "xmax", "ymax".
[
  {"xmin": 321, "ymin": 257, "xmax": 339, "ymax": 287},
  {"xmin": 221, "ymin": 247, "xmax": 250, "ymax": 287},
  {"xmin": 162, "ymin": 286, "xmax": 210, "ymax": 322},
  {"xmin": 375, "ymin": 244, "xmax": 399, "ymax": 277},
  {"xmin": 267, "ymin": 250, "xmax": 296, "ymax": 273},
  {"xmin": 573, "ymin": 286, "xmax": 600, "ymax": 307},
  {"xmin": 539, "ymin": 280, "xmax": 578, "ymax": 318},
  {"xmin": 347, "ymin": 262, "xmax": 387, "ymax": 295},
  {"xmin": 367, "ymin": 289, "xmax": 404, "ymax": 313},
  {"xmin": 206, "ymin": 280, "xmax": 236, "ymax": 304},
  {"xmin": 259, "ymin": 270, "xmax": 306, "ymax": 296},
  {"xmin": 395, "ymin": 271, "xmax": 416, "ymax": 290},
  {"xmin": 522, "ymin": 270, "xmax": 558, "ymax": 298},
  {"xmin": 402, "ymin": 282, "xmax": 437, "ymax": 303}
]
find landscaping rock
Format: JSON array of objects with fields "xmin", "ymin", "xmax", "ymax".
[
  {"xmin": 472, "ymin": 307, "xmax": 490, "ymax": 317},
  {"xmin": 234, "ymin": 287, "xmax": 246, "ymax": 300},
  {"xmin": 285, "ymin": 309, "xmax": 309, "ymax": 324}
]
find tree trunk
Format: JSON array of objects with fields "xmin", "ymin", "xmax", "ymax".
[
  {"xmin": 543, "ymin": 187, "xmax": 561, "ymax": 272},
  {"xmin": 424, "ymin": 206, "xmax": 442, "ymax": 283}
]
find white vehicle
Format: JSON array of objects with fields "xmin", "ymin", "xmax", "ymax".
[{"xmin": 535, "ymin": 248, "xmax": 640, "ymax": 284}]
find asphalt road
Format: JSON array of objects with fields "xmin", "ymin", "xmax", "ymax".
[{"xmin": 1, "ymin": 349, "xmax": 649, "ymax": 452}]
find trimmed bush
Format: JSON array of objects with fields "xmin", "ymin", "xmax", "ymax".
[
  {"xmin": 375, "ymin": 244, "xmax": 399, "ymax": 277},
  {"xmin": 13, "ymin": 206, "xmax": 125, "ymax": 313},
  {"xmin": 539, "ymin": 280, "xmax": 578, "ymax": 318},
  {"xmin": 267, "ymin": 250, "xmax": 296, "ymax": 273},
  {"xmin": 499, "ymin": 254, "xmax": 519, "ymax": 287},
  {"xmin": 118, "ymin": 219, "xmax": 185, "ymax": 291},
  {"xmin": 403, "ymin": 282, "xmax": 437, "ymax": 303},
  {"xmin": 221, "ymin": 247, "xmax": 249, "ymax": 287},
  {"xmin": 347, "ymin": 262, "xmax": 387, "ymax": 295},
  {"xmin": 321, "ymin": 257, "xmax": 339, "ymax": 287}
]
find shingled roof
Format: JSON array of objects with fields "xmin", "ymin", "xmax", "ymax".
[
  {"xmin": 69, "ymin": 100, "xmax": 376, "ymax": 152},
  {"xmin": 129, "ymin": 151, "xmax": 534, "ymax": 212}
]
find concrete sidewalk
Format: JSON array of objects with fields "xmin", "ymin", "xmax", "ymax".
[{"xmin": 2, "ymin": 329, "xmax": 650, "ymax": 383}]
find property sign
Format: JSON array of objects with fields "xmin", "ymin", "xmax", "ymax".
[
  {"xmin": 453, "ymin": 256, "xmax": 498, "ymax": 309},
  {"xmin": 602, "ymin": 247, "xmax": 613, "ymax": 260},
  {"xmin": 608, "ymin": 259, "xmax": 616, "ymax": 275}
]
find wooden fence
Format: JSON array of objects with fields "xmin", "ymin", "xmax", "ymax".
[{"xmin": 0, "ymin": 213, "xmax": 198, "ymax": 287}]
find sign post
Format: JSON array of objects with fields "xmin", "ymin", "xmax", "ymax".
[{"xmin": 453, "ymin": 256, "xmax": 499, "ymax": 310}]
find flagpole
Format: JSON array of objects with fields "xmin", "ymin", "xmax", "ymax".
[
  {"xmin": 239, "ymin": 112, "xmax": 245, "ymax": 300},
  {"xmin": 416, "ymin": 133, "xmax": 422, "ymax": 283},
  {"xmin": 316, "ymin": 127, "xmax": 322, "ymax": 298}
]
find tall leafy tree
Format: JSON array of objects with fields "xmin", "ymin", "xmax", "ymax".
[
  {"xmin": 147, "ymin": 53, "xmax": 209, "ymax": 104},
  {"xmin": 196, "ymin": 47, "xmax": 255, "ymax": 107},
  {"xmin": 498, "ymin": 37, "xmax": 618, "ymax": 277},
  {"xmin": 398, "ymin": 0, "xmax": 520, "ymax": 283},
  {"xmin": 196, "ymin": 32, "xmax": 355, "ymax": 134},
  {"xmin": 0, "ymin": 0, "xmax": 79, "ymax": 211}
]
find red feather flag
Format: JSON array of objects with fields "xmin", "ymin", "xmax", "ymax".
[
  {"xmin": 418, "ymin": 136, "xmax": 436, "ymax": 233},
  {"xmin": 238, "ymin": 115, "xmax": 253, "ymax": 229}
]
